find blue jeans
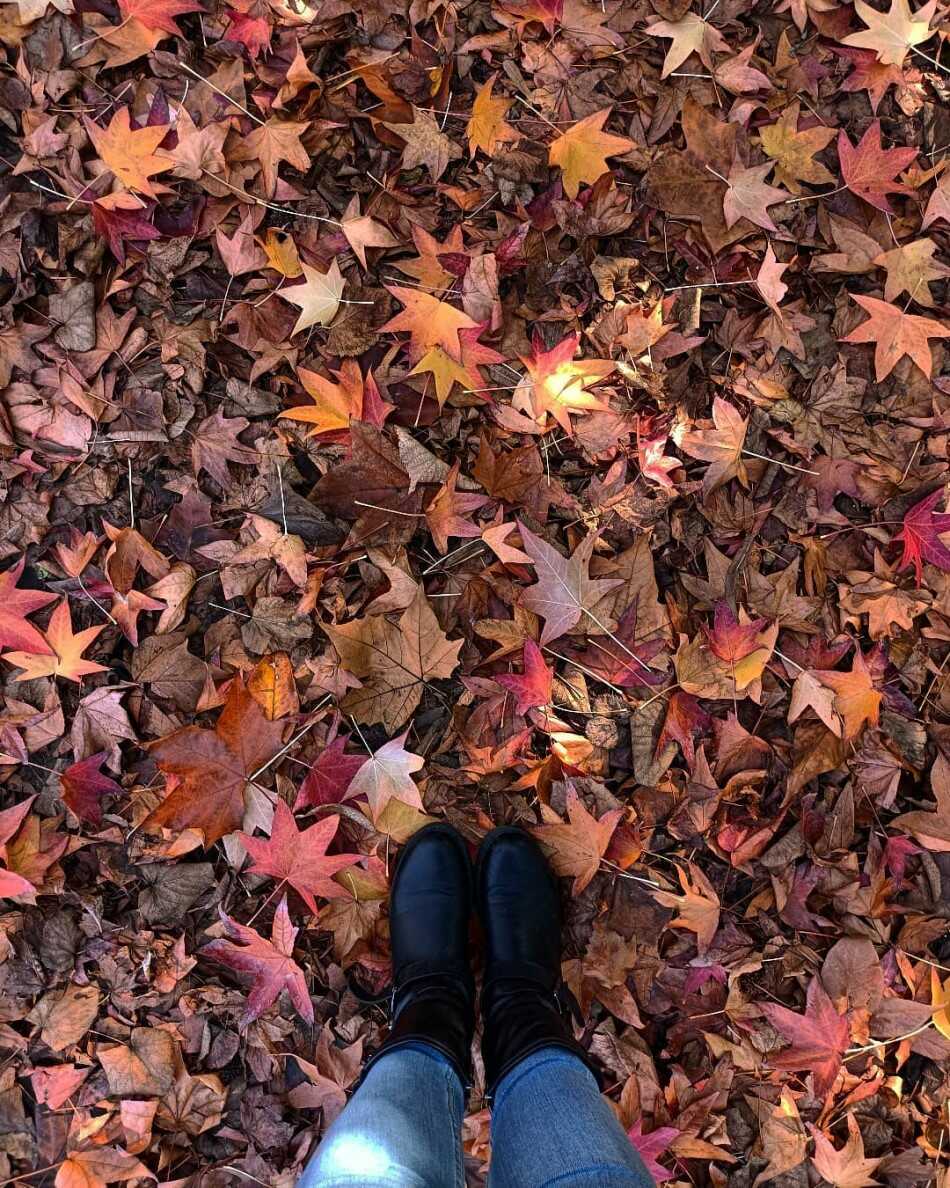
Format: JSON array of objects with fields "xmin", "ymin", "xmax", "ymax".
[{"xmin": 299, "ymin": 1044, "xmax": 654, "ymax": 1187}]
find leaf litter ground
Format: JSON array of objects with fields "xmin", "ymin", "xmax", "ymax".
[{"xmin": 1, "ymin": 0, "xmax": 950, "ymax": 1184}]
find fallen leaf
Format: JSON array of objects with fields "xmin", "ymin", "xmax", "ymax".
[
  {"xmin": 200, "ymin": 896, "xmax": 313, "ymax": 1027},
  {"xmin": 530, "ymin": 785, "xmax": 622, "ymax": 894},
  {"xmin": 548, "ymin": 108, "xmax": 634, "ymax": 199}
]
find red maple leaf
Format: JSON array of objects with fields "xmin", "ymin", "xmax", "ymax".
[
  {"xmin": 201, "ymin": 896, "xmax": 313, "ymax": 1027},
  {"xmin": 703, "ymin": 601, "xmax": 769, "ymax": 663},
  {"xmin": 238, "ymin": 800, "xmax": 361, "ymax": 914},
  {"xmin": 837, "ymin": 120, "xmax": 917, "ymax": 212},
  {"xmin": 893, "ymin": 489, "xmax": 950, "ymax": 583},
  {"xmin": 0, "ymin": 558, "xmax": 56, "ymax": 656},
  {"xmin": 759, "ymin": 977, "xmax": 849, "ymax": 1095},
  {"xmin": 293, "ymin": 735, "xmax": 367, "ymax": 810},
  {"xmin": 92, "ymin": 198, "xmax": 160, "ymax": 263},
  {"xmin": 495, "ymin": 638, "xmax": 553, "ymax": 715},
  {"xmin": 657, "ymin": 691, "xmax": 711, "ymax": 765},
  {"xmin": 564, "ymin": 601, "xmax": 666, "ymax": 689},
  {"xmin": 60, "ymin": 753, "xmax": 122, "ymax": 828}
]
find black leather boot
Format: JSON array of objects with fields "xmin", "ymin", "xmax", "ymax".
[
  {"xmin": 362, "ymin": 822, "xmax": 475, "ymax": 1089},
  {"xmin": 476, "ymin": 826, "xmax": 595, "ymax": 1099}
]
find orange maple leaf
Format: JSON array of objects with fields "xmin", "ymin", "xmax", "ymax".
[
  {"xmin": 381, "ymin": 285, "xmax": 478, "ymax": 364},
  {"xmin": 3, "ymin": 600, "xmax": 107, "ymax": 683},
  {"xmin": 548, "ymin": 108, "xmax": 633, "ymax": 199},
  {"xmin": 529, "ymin": 786, "xmax": 622, "ymax": 894},
  {"xmin": 517, "ymin": 332, "xmax": 614, "ymax": 433},
  {"xmin": 116, "ymin": 0, "xmax": 202, "ymax": 35},
  {"xmin": 652, "ymin": 862, "xmax": 721, "ymax": 953},
  {"xmin": 84, "ymin": 107, "xmax": 172, "ymax": 198},
  {"xmin": 281, "ymin": 359, "xmax": 392, "ymax": 438},
  {"xmin": 841, "ymin": 293, "xmax": 950, "ymax": 380},
  {"xmin": 467, "ymin": 73, "xmax": 520, "ymax": 158},
  {"xmin": 815, "ymin": 648, "xmax": 882, "ymax": 739}
]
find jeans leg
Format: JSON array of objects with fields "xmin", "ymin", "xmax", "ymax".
[
  {"xmin": 299, "ymin": 1043, "xmax": 466, "ymax": 1188},
  {"xmin": 487, "ymin": 1048, "xmax": 655, "ymax": 1188}
]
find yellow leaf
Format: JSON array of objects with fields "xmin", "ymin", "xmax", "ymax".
[
  {"xmin": 466, "ymin": 73, "xmax": 519, "ymax": 157},
  {"xmin": 548, "ymin": 108, "xmax": 633, "ymax": 199}
]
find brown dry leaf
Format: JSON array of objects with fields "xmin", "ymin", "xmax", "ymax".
[{"xmin": 530, "ymin": 786, "xmax": 622, "ymax": 894}]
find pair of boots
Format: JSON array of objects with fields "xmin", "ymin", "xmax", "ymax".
[{"xmin": 363, "ymin": 824, "xmax": 592, "ymax": 1099}]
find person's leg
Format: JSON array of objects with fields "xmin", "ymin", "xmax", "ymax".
[
  {"xmin": 299, "ymin": 1042, "xmax": 465, "ymax": 1188},
  {"xmin": 487, "ymin": 1047, "xmax": 653, "ymax": 1188},
  {"xmin": 475, "ymin": 827, "xmax": 653, "ymax": 1188},
  {"xmin": 301, "ymin": 823, "xmax": 476, "ymax": 1187}
]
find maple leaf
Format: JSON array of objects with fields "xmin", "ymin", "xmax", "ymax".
[
  {"xmin": 892, "ymin": 489, "xmax": 950, "ymax": 581},
  {"xmin": 517, "ymin": 522, "xmax": 623, "ymax": 646},
  {"xmin": 392, "ymin": 223, "xmax": 465, "ymax": 290},
  {"xmin": 837, "ymin": 121, "xmax": 917, "ymax": 212},
  {"xmin": 0, "ymin": 557, "xmax": 57, "ymax": 655},
  {"xmin": 340, "ymin": 194, "xmax": 398, "ymax": 271},
  {"xmin": 282, "ymin": 359, "xmax": 392, "ymax": 438},
  {"xmin": 891, "ymin": 751, "xmax": 950, "ymax": 846},
  {"xmin": 657, "ymin": 691, "xmax": 710, "ymax": 764},
  {"xmin": 278, "ymin": 259, "xmax": 345, "ymax": 336},
  {"xmin": 425, "ymin": 461, "xmax": 489, "ymax": 553},
  {"xmin": 565, "ymin": 601, "xmax": 666, "ymax": 689},
  {"xmin": 547, "ymin": 108, "xmax": 634, "ymax": 199},
  {"xmin": 224, "ymin": 7, "xmax": 271, "ymax": 57},
  {"xmin": 704, "ymin": 602, "xmax": 769, "ymax": 664},
  {"xmin": 326, "ymin": 586, "xmax": 463, "ymax": 729},
  {"xmin": 4, "ymin": 600, "xmax": 106, "ymax": 683},
  {"xmin": 117, "ymin": 0, "xmax": 201, "ymax": 35},
  {"xmin": 84, "ymin": 107, "xmax": 172, "ymax": 198},
  {"xmin": 215, "ymin": 209, "xmax": 267, "ymax": 277},
  {"xmin": 841, "ymin": 293, "xmax": 950, "ymax": 381},
  {"xmin": 381, "ymin": 285, "xmax": 478, "ymax": 364},
  {"xmin": 201, "ymin": 896, "xmax": 313, "ymax": 1027},
  {"xmin": 191, "ymin": 409, "xmax": 258, "ymax": 486},
  {"xmin": 143, "ymin": 676, "xmax": 287, "ymax": 846},
  {"xmin": 230, "ymin": 515, "xmax": 308, "ymax": 587},
  {"xmin": 54, "ymin": 1146, "xmax": 153, "ymax": 1188},
  {"xmin": 60, "ymin": 752, "xmax": 122, "ymax": 827},
  {"xmin": 652, "ymin": 862, "xmax": 721, "ymax": 953},
  {"xmin": 677, "ymin": 397, "xmax": 748, "ymax": 495},
  {"xmin": 346, "ymin": 732, "xmax": 425, "ymax": 819},
  {"xmin": 239, "ymin": 800, "xmax": 360, "ymax": 913},
  {"xmin": 384, "ymin": 108, "xmax": 463, "ymax": 181},
  {"xmin": 648, "ymin": 13, "xmax": 729, "ymax": 78},
  {"xmin": 809, "ymin": 1116, "xmax": 883, "ymax": 1188},
  {"xmin": 723, "ymin": 162, "xmax": 789, "ymax": 232},
  {"xmin": 0, "ymin": 795, "xmax": 36, "ymax": 901},
  {"xmin": 787, "ymin": 670, "xmax": 843, "ymax": 736},
  {"xmin": 815, "ymin": 648, "xmax": 882, "ymax": 739},
  {"xmin": 759, "ymin": 977, "xmax": 849, "ymax": 1095},
  {"xmin": 627, "ymin": 1122, "xmax": 679, "ymax": 1183},
  {"xmin": 293, "ymin": 735, "xmax": 366, "ymax": 810},
  {"xmin": 92, "ymin": 194, "xmax": 161, "ymax": 263},
  {"xmin": 841, "ymin": 0, "xmax": 937, "ymax": 66},
  {"xmin": 517, "ymin": 332, "xmax": 615, "ymax": 434},
  {"xmin": 835, "ymin": 46, "xmax": 905, "ymax": 114},
  {"xmin": 229, "ymin": 119, "xmax": 309, "ymax": 195},
  {"xmin": 759, "ymin": 102, "xmax": 836, "ymax": 193},
  {"xmin": 872, "ymin": 238, "xmax": 950, "ymax": 308},
  {"xmin": 495, "ymin": 639, "xmax": 553, "ymax": 715},
  {"xmin": 530, "ymin": 786, "xmax": 622, "ymax": 894},
  {"xmin": 467, "ymin": 73, "xmax": 519, "ymax": 157}
]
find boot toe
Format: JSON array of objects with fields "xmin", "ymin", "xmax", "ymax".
[
  {"xmin": 389, "ymin": 823, "xmax": 473, "ymax": 976},
  {"xmin": 476, "ymin": 826, "xmax": 561, "ymax": 976}
]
